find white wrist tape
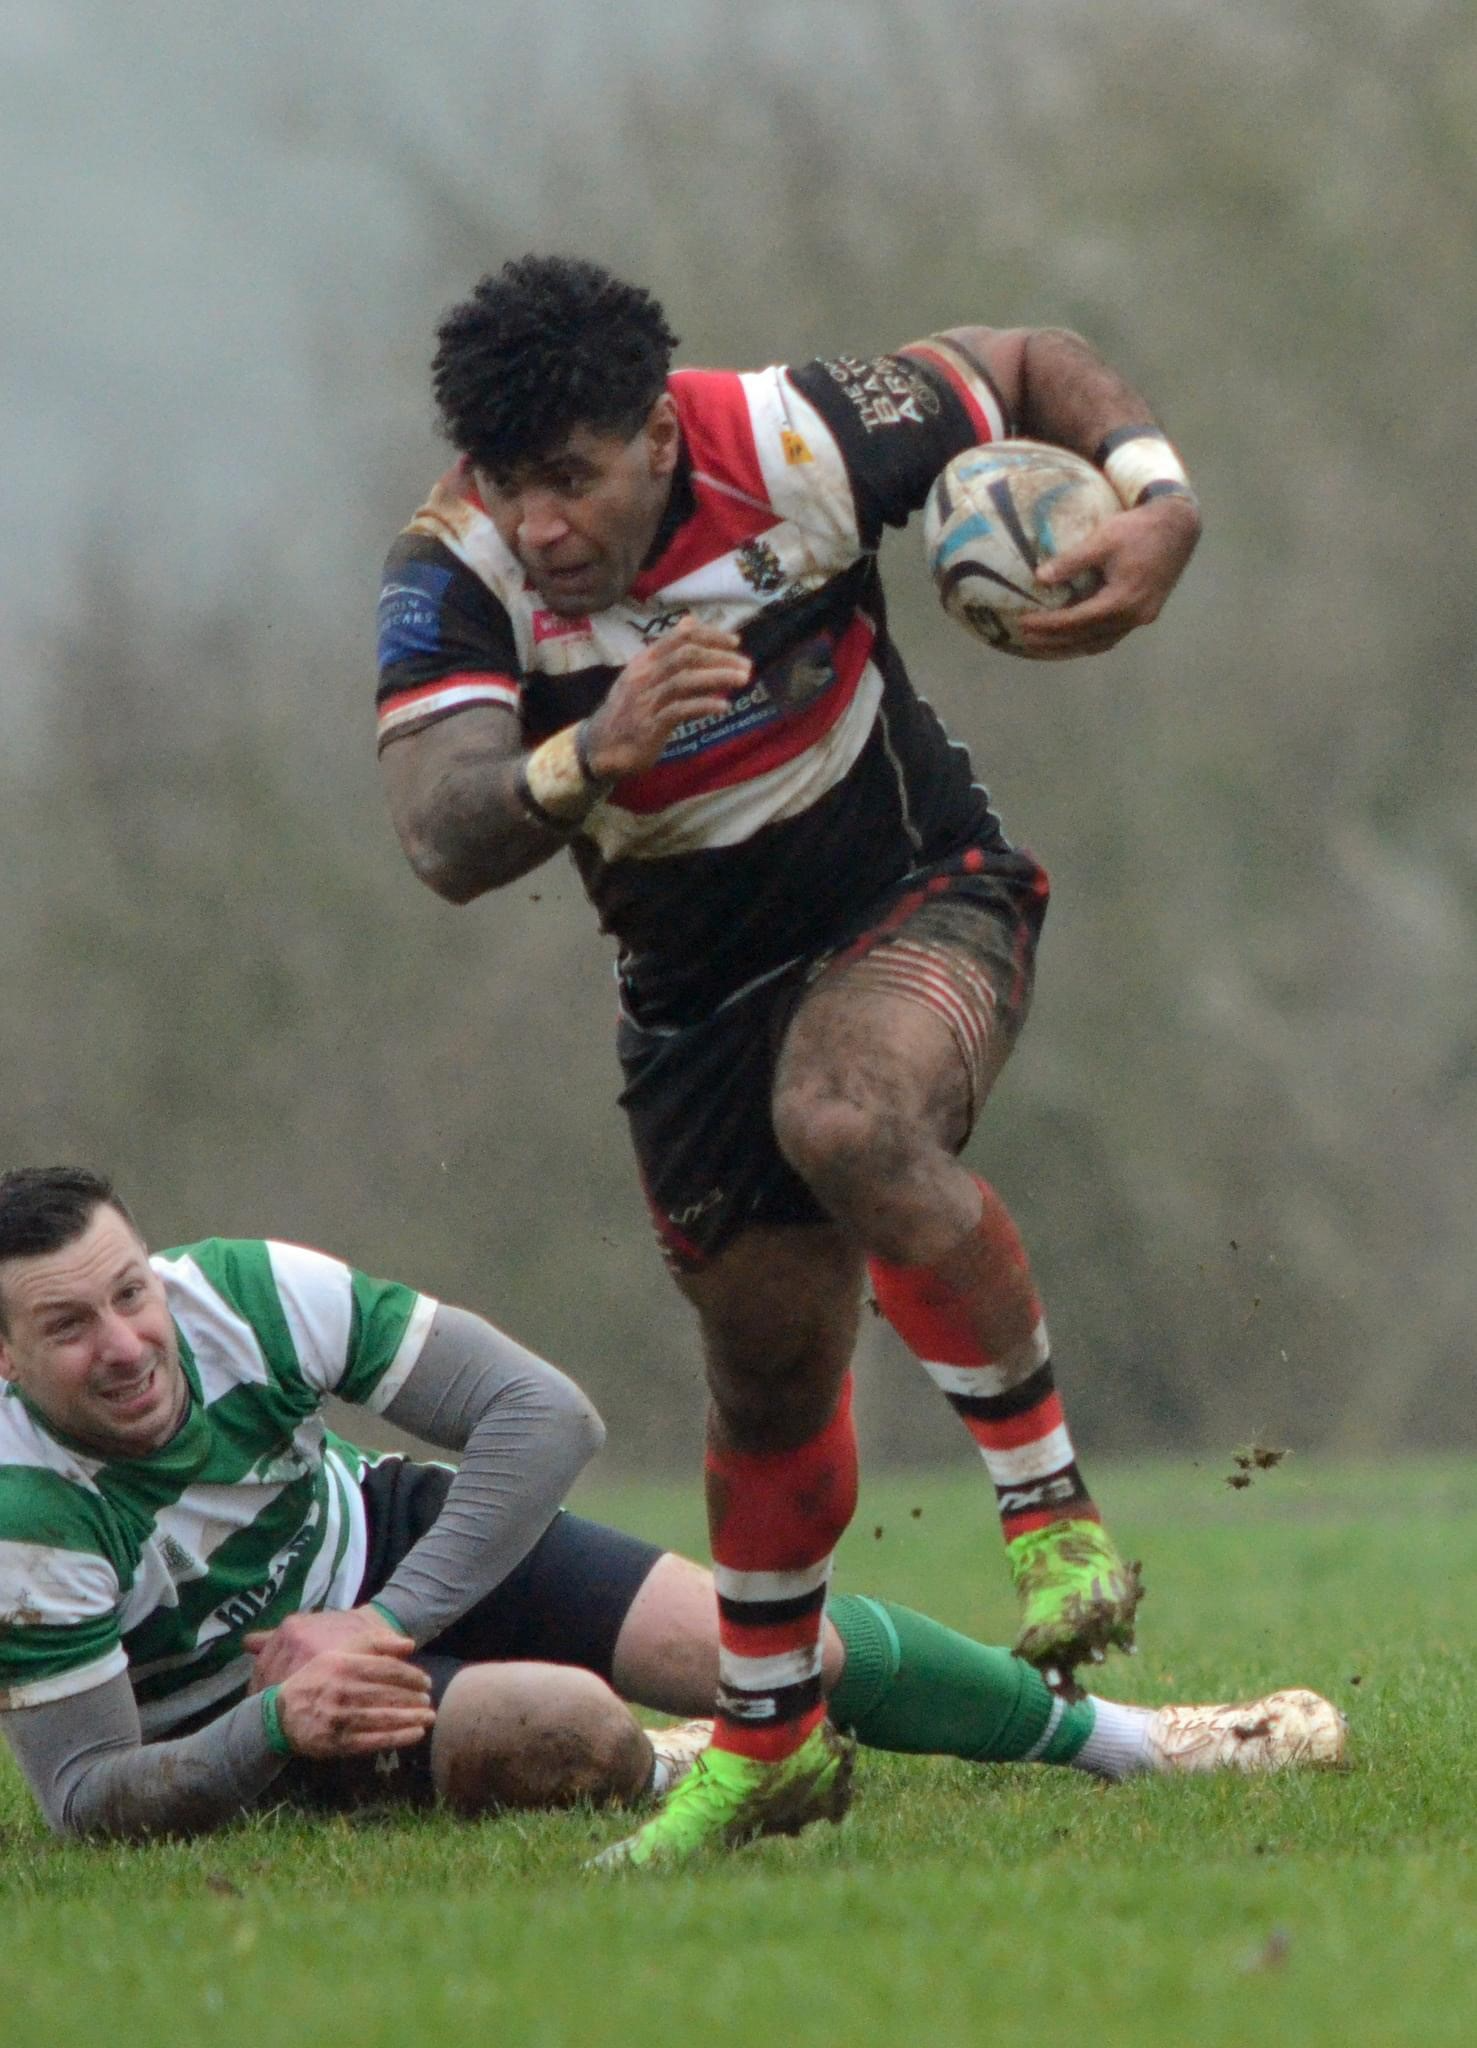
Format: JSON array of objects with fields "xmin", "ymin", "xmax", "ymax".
[
  {"xmin": 1096, "ymin": 427, "xmax": 1196, "ymax": 510},
  {"xmin": 517, "ymin": 722, "xmax": 607, "ymax": 829}
]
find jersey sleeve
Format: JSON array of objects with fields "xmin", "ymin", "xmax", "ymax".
[
  {"xmin": 0, "ymin": 1472, "xmax": 127, "ymax": 1709},
  {"xmin": 375, "ymin": 528, "xmax": 524, "ymax": 751},
  {"xmin": 258, "ymin": 1242, "xmax": 439, "ymax": 1414},
  {"xmin": 784, "ymin": 336, "xmax": 1012, "ymax": 547}
]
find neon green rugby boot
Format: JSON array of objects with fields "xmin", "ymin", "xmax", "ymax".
[
  {"xmin": 1007, "ymin": 1518, "xmax": 1144, "ymax": 1685},
  {"xmin": 590, "ymin": 1721, "xmax": 854, "ymax": 1872}
]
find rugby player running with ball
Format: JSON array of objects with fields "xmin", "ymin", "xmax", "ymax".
[{"xmin": 376, "ymin": 256, "xmax": 1201, "ymax": 1866}]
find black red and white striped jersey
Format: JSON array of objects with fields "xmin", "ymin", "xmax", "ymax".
[{"xmin": 377, "ymin": 338, "xmax": 1018, "ymax": 1026}]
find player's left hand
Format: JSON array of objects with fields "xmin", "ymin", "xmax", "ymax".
[
  {"xmin": 244, "ymin": 1605, "xmax": 409, "ymax": 1691},
  {"xmin": 1017, "ymin": 495, "xmax": 1201, "ymax": 659}
]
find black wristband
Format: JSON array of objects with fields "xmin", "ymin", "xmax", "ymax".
[
  {"xmin": 514, "ymin": 759, "xmax": 575, "ymax": 834},
  {"xmin": 573, "ymin": 719, "xmax": 607, "ymax": 790},
  {"xmin": 1137, "ymin": 479, "xmax": 1197, "ymax": 504}
]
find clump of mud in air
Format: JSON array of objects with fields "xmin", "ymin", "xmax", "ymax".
[{"xmin": 1224, "ymin": 1440, "xmax": 1290, "ymax": 1491}]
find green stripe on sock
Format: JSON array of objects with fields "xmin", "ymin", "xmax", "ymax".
[{"xmin": 828, "ymin": 1592, "xmax": 1096, "ymax": 1765}]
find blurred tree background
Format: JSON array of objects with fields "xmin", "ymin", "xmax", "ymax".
[{"xmin": 3, "ymin": 0, "xmax": 1473, "ymax": 1468}]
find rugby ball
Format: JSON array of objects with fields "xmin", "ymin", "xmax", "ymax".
[{"xmin": 923, "ymin": 440, "xmax": 1119, "ymax": 656}]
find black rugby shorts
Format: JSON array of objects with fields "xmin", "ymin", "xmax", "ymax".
[
  {"xmin": 276, "ymin": 1457, "xmax": 664, "ymax": 1811},
  {"xmin": 618, "ymin": 840, "xmax": 1048, "ymax": 1270}
]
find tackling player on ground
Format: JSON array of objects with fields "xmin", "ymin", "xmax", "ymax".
[
  {"xmin": 376, "ymin": 257, "xmax": 1202, "ymax": 1866},
  {"xmin": 0, "ymin": 1167, "xmax": 1344, "ymax": 1844}
]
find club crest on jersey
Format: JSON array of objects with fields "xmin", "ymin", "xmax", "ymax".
[
  {"xmin": 736, "ymin": 538, "xmax": 786, "ymax": 595},
  {"xmin": 158, "ymin": 1535, "xmax": 205, "ymax": 1583},
  {"xmin": 781, "ymin": 428, "xmax": 814, "ymax": 465},
  {"xmin": 532, "ymin": 609, "xmax": 593, "ymax": 644}
]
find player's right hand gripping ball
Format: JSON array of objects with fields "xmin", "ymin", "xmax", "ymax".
[{"xmin": 923, "ymin": 439, "xmax": 1119, "ymax": 655}]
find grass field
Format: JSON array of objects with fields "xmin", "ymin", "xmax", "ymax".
[{"xmin": 2, "ymin": 1457, "xmax": 1473, "ymax": 2048}]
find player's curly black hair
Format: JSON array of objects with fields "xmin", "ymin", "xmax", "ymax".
[{"xmin": 432, "ymin": 255, "xmax": 680, "ymax": 472}]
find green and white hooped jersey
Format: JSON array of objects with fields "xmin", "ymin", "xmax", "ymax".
[{"xmin": 0, "ymin": 1238, "xmax": 436, "ymax": 1734}]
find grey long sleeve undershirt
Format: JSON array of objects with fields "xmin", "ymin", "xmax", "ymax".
[
  {"xmin": 371, "ymin": 1303, "xmax": 605, "ymax": 1643},
  {"xmin": 0, "ymin": 1305, "xmax": 605, "ymax": 1839}
]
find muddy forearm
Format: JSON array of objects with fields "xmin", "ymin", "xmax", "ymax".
[
  {"xmin": 398, "ymin": 735, "xmax": 570, "ymax": 902},
  {"xmin": 2, "ymin": 1676, "xmax": 287, "ymax": 1841},
  {"xmin": 1013, "ymin": 328, "xmax": 1165, "ymax": 459}
]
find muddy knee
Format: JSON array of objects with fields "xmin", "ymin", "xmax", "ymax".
[
  {"xmin": 774, "ymin": 1082, "xmax": 906, "ymax": 1206},
  {"xmin": 431, "ymin": 1663, "xmax": 651, "ymax": 1816},
  {"xmin": 773, "ymin": 1084, "xmax": 959, "ymax": 1259}
]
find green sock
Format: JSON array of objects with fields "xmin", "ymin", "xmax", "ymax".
[{"xmin": 827, "ymin": 1591, "xmax": 1095, "ymax": 1766}]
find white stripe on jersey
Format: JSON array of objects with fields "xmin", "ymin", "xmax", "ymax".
[
  {"xmin": 309, "ymin": 1443, "xmax": 369, "ymax": 1618},
  {"xmin": 0, "ymin": 1393, "xmax": 106, "ymax": 1483},
  {"xmin": 743, "ymin": 366, "xmax": 866, "ymax": 555},
  {"xmin": 0, "ymin": 1646, "xmax": 128, "ymax": 1710},
  {"xmin": 117, "ymin": 1540, "xmax": 181, "ymax": 1634},
  {"xmin": 585, "ymin": 663, "xmax": 883, "ymax": 861},
  {"xmin": 377, "ymin": 677, "xmax": 519, "ymax": 741},
  {"xmin": 156, "ymin": 1251, "xmax": 272, "ymax": 1403},
  {"xmin": 267, "ymin": 1242, "xmax": 354, "ymax": 1396},
  {"xmin": 0, "ymin": 1539, "xmax": 118, "ymax": 1625},
  {"xmin": 363, "ymin": 1291, "xmax": 439, "ymax": 1415}
]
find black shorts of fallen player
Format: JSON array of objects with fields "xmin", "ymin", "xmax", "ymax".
[
  {"xmin": 273, "ymin": 1457, "xmax": 665, "ymax": 1811},
  {"xmin": 618, "ymin": 840, "xmax": 1050, "ymax": 1272}
]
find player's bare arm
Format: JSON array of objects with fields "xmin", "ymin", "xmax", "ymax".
[
  {"xmin": 381, "ymin": 703, "xmax": 563, "ymax": 902},
  {"xmin": 382, "ymin": 623, "xmax": 751, "ymax": 904},
  {"xmin": 940, "ymin": 323, "xmax": 1201, "ymax": 656}
]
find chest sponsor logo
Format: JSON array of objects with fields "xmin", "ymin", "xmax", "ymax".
[
  {"xmin": 632, "ymin": 607, "xmax": 687, "ymax": 643},
  {"xmin": 206, "ymin": 1513, "xmax": 320, "ymax": 1637},
  {"xmin": 532, "ymin": 609, "xmax": 593, "ymax": 644},
  {"xmin": 821, "ymin": 354, "xmax": 942, "ymax": 432},
  {"xmin": 661, "ymin": 677, "xmax": 775, "ymax": 759},
  {"xmin": 654, "ymin": 629, "xmax": 838, "ymax": 763}
]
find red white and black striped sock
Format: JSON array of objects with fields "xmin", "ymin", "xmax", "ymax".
[
  {"xmin": 706, "ymin": 1377, "xmax": 859, "ymax": 1762},
  {"xmin": 869, "ymin": 1180, "xmax": 1098, "ymax": 1544}
]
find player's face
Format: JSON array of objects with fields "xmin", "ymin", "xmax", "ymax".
[
  {"xmin": 0, "ymin": 1205, "xmax": 188, "ymax": 1460},
  {"xmin": 477, "ymin": 395, "xmax": 682, "ymax": 616}
]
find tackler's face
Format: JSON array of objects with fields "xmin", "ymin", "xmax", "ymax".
[
  {"xmin": 0, "ymin": 1205, "xmax": 188, "ymax": 1461},
  {"xmin": 477, "ymin": 394, "xmax": 681, "ymax": 618}
]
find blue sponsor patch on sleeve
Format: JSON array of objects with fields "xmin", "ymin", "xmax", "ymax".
[{"xmin": 377, "ymin": 559, "xmax": 455, "ymax": 669}]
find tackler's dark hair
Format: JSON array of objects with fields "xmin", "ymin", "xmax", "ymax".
[{"xmin": 0, "ymin": 1167, "xmax": 137, "ymax": 1329}]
